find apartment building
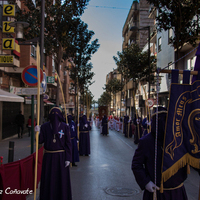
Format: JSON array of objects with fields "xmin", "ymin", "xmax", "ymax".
[
  {"xmin": 121, "ymin": 0, "xmax": 154, "ymax": 118},
  {"xmin": 0, "ymin": 1, "xmax": 75, "ymax": 140}
]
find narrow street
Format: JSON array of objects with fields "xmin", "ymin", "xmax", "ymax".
[
  {"xmin": 70, "ymin": 123, "xmax": 141, "ymax": 200},
  {"xmin": 1, "ymin": 122, "xmax": 199, "ymax": 200},
  {"xmin": 70, "ymin": 123, "xmax": 200, "ymax": 200}
]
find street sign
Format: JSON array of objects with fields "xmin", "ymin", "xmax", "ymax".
[
  {"xmin": 21, "ymin": 65, "xmax": 43, "ymax": 87},
  {"xmin": 21, "ymin": 88, "xmax": 43, "ymax": 95},
  {"xmin": 145, "ymin": 99, "xmax": 154, "ymax": 108},
  {"xmin": 0, "ymin": 55, "xmax": 13, "ymax": 64},
  {"xmin": 47, "ymin": 76, "xmax": 55, "ymax": 84},
  {"xmin": 41, "ymin": 72, "xmax": 47, "ymax": 93}
]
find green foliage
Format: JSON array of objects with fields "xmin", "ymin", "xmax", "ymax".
[
  {"xmin": 15, "ymin": 0, "xmax": 90, "ymax": 64},
  {"xmin": 104, "ymin": 78, "xmax": 124, "ymax": 95},
  {"xmin": 98, "ymin": 92, "xmax": 111, "ymax": 106},
  {"xmin": 146, "ymin": 0, "xmax": 200, "ymax": 51},
  {"xmin": 66, "ymin": 18, "xmax": 100, "ymax": 93},
  {"xmin": 113, "ymin": 43, "xmax": 156, "ymax": 83}
]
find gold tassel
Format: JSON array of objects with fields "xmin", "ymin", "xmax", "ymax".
[
  {"xmin": 160, "ymin": 182, "xmax": 163, "ymax": 193},
  {"xmin": 187, "ymin": 164, "xmax": 190, "ymax": 174}
]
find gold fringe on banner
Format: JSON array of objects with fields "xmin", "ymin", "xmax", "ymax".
[{"xmin": 161, "ymin": 153, "xmax": 200, "ymax": 193}]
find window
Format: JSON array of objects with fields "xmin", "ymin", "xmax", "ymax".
[
  {"xmin": 158, "ymin": 37, "xmax": 162, "ymax": 52},
  {"xmin": 168, "ymin": 62, "xmax": 173, "ymax": 79},
  {"xmin": 168, "ymin": 29, "xmax": 173, "ymax": 44},
  {"xmin": 52, "ymin": 56, "xmax": 55, "ymax": 73},
  {"xmin": 31, "ymin": 45, "xmax": 36, "ymax": 58},
  {"xmin": 187, "ymin": 57, "xmax": 196, "ymax": 71}
]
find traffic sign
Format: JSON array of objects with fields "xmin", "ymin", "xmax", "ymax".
[
  {"xmin": 145, "ymin": 99, "xmax": 154, "ymax": 108},
  {"xmin": 41, "ymin": 72, "xmax": 47, "ymax": 93},
  {"xmin": 47, "ymin": 76, "xmax": 55, "ymax": 84},
  {"xmin": 21, "ymin": 65, "xmax": 43, "ymax": 87}
]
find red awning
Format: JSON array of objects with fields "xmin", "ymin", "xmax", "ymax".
[{"xmin": 43, "ymin": 99, "xmax": 54, "ymax": 105}]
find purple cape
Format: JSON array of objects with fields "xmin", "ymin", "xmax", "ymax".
[{"xmin": 39, "ymin": 121, "xmax": 72, "ymax": 200}]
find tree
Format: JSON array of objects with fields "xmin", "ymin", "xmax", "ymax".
[
  {"xmin": 98, "ymin": 92, "xmax": 111, "ymax": 107},
  {"xmin": 113, "ymin": 43, "xmax": 156, "ymax": 94},
  {"xmin": 146, "ymin": 0, "xmax": 200, "ymax": 58},
  {"xmin": 15, "ymin": 0, "xmax": 90, "ymax": 105},
  {"xmin": 66, "ymin": 19, "xmax": 100, "ymax": 118},
  {"xmin": 104, "ymin": 78, "xmax": 124, "ymax": 114}
]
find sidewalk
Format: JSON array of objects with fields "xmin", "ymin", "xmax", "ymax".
[
  {"xmin": 0, "ymin": 132, "xmax": 34, "ymax": 164},
  {"xmin": 0, "ymin": 132, "xmax": 40, "ymax": 200}
]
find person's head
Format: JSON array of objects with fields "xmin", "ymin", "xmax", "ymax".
[
  {"xmin": 49, "ymin": 106, "xmax": 65, "ymax": 134},
  {"xmin": 67, "ymin": 115, "xmax": 73, "ymax": 125},
  {"xmin": 49, "ymin": 106, "xmax": 64, "ymax": 122},
  {"xmin": 151, "ymin": 106, "xmax": 167, "ymax": 142},
  {"xmin": 82, "ymin": 115, "xmax": 87, "ymax": 124},
  {"xmin": 29, "ymin": 116, "xmax": 31, "ymax": 119},
  {"xmin": 19, "ymin": 111, "xmax": 22, "ymax": 114}
]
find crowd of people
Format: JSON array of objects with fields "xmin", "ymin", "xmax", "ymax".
[
  {"xmin": 95, "ymin": 113, "xmax": 151, "ymax": 144},
  {"xmin": 16, "ymin": 105, "xmax": 192, "ymax": 200},
  {"xmin": 94, "ymin": 109, "xmax": 191, "ymax": 200}
]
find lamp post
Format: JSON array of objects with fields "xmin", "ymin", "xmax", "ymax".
[
  {"xmin": 10, "ymin": 0, "xmax": 45, "ymax": 154},
  {"xmin": 130, "ymin": 25, "xmax": 151, "ymax": 99}
]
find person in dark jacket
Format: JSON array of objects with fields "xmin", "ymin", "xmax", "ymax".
[
  {"xmin": 15, "ymin": 111, "xmax": 25, "ymax": 138},
  {"xmin": 131, "ymin": 107, "xmax": 188, "ymax": 200}
]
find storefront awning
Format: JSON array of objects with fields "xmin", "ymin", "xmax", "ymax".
[
  {"xmin": 43, "ymin": 99, "xmax": 54, "ymax": 105},
  {"xmin": 0, "ymin": 89, "xmax": 24, "ymax": 102}
]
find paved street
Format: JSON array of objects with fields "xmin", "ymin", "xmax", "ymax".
[{"xmin": 0, "ymin": 123, "xmax": 199, "ymax": 200}]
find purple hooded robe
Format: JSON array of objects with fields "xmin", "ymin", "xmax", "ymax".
[
  {"xmin": 79, "ymin": 115, "xmax": 90, "ymax": 155},
  {"xmin": 39, "ymin": 107, "xmax": 72, "ymax": 200},
  {"xmin": 132, "ymin": 107, "xmax": 188, "ymax": 200}
]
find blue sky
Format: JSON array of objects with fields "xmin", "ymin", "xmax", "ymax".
[{"xmin": 81, "ymin": 0, "xmax": 133, "ymax": 101}]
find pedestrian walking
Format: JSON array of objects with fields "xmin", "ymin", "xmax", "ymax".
[
  {"xmin": 27, "ymin": 115, "xmax": 36, "ymax": 137},
  {"xmin": 68, "ymin": 114, "xmax": 79, "ymax": 166},
  {"xmin": 131, "ymin": 107, "xmax": 188, "ymax": 200},
  {"xmin": 39, "ymin": 106, "xmax": 72, "ymax": 200},
  {"xmin": 79, "ymin": 115, "xmax": 91, "ymax": 156},
  {"xmin": 15, "ymin": 110, "xmax": 25, "ymax": 138}
]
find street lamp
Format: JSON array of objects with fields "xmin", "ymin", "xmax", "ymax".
[{"xmin": 130, "ymin": 25, "xmax": 151, "ymax": 99}]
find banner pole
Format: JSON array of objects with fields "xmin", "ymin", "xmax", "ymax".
[
  {"xmin": 34, "ymin": 42, "xmax": 40, "ymax": 200},
  {"xmin": 56, "ymin": 70, "xmax": 68, "ymax": 124}
]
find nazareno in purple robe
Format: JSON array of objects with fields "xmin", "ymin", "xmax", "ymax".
[
  {"xmin": 79, "ymin": 115, "xmax": 90, "ymax": 155},
  {"xmin": 101, "ymin": 115, "xmax": 108, "ymax": 135},
  {"xmin": 39, "ymin": 107, "xmax": 72, "ymax": 200},
  {"xmin": 68, "ymin": 115, "xmax": 79, "ymax": 163},
  {"xmin": 131, "ymin": 107, "xmax": 188, "ymax": 200}
]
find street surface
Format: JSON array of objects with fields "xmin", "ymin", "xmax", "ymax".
[{"xmin": 0, "ymin": 122, "xmax": 199, "ymax": 200}]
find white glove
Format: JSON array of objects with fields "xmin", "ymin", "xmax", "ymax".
[
  {"xmin": 65, "ymin": 161, "xmax": 70, "ymax": 167},
  {"xmin": 145, "ymin": 181, "xmax": 159, "ymax": 193},
  {"xmin": 147, "ymin": 121, "xmax": 151, "ymax": 126},
  {"xmin": 34, "ymin": 125, "xmax": 40, "ymax": 132},
  {"xmin": 84, "ymin": 124, "xmax": 88, "ymax": 128},
  {"xmin": 77, "ymin": 124, "xmax": 79, "ymax": 127}
]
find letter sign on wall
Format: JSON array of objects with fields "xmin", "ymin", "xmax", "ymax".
[
  {"xmin": 3, "ymin": 4, "xmax": 15, "ymax": 16},
  {"xmin": 3, "ymin": 21, "xmax": 14, "ymax": 33},
  {"xmin": 2, "ymin": 38, "xmax": 15, "ymax": 50}
]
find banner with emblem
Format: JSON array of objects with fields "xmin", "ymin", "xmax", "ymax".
[{"xmin": 161, "ymin": 68, "xmax": 200, "ymax": 186}]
